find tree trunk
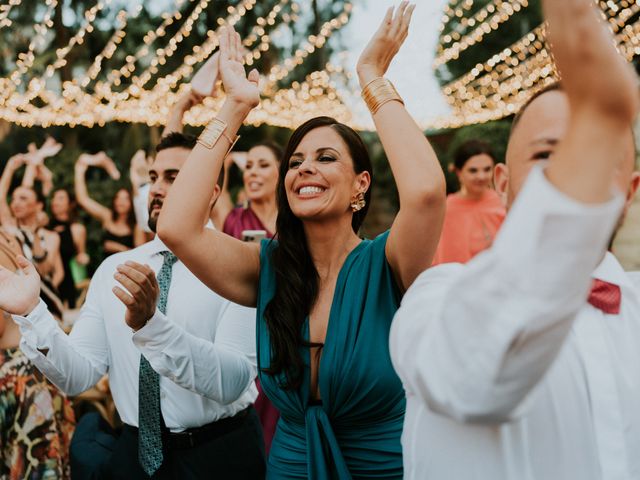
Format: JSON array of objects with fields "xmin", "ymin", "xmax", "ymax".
[
  {"xmin": 311, "ymin": 0, "xmax": 326, "ymax": 71},
  {"xmin": 53, "ymin": 2, "xmax": 77, "ymax": 147}
]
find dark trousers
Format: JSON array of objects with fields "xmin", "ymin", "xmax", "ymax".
[{"xmin": 71, "ymin": 409, "xmax": 265, "ymax": 480}]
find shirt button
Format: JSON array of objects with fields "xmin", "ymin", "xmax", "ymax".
[{"xmin": 161, "ymin": 392, "xmax": 166, "ymax": 399}]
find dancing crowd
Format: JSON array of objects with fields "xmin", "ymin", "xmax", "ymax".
[{"xmin": 1, "ymin": 0, "xmax": 640, "ymax": 478}]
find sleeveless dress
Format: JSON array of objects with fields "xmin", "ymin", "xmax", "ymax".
[
  {"xmin": 49, "ymin": 219, "xmax": 78, "ymax": 308},
  {"xmin": 257, "ymin": 231, "xmax": 405, "ymax": 479},
  {"xmin": 223, "ymin": 205, "xmax": 274, "ymax": 239},
  {"xmin": 102, "ymin": 230, "xmax": 134, "ymax": 257}
]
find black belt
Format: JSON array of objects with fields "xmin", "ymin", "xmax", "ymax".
[{"xmin": 124, "ymin": 407, "xmax": 251, "ymax": 450}]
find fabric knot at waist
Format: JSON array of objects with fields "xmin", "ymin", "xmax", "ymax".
[{"xmin": 305, "ymin": 405, "xmax": 351, "ymax": 479}]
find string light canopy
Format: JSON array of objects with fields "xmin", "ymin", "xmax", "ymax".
[
  {"xmin": 431, "ymin": 0, "xmax": 640, "ymax": 131},
  {"xmin": 0, "ymin": 0, "xmax": 353, "ymax": 129}
]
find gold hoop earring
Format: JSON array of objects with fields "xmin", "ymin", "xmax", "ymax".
[{"xmin": 350, "ymin": 192, "xmax": 366, "ymax": 212}]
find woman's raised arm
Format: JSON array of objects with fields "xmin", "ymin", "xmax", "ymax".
[
  {"xmin": 0, "ymin": 155, "xmax": 24, "ymax": 226},
  {"xmin": 357, "ymin": 2, "xmax": 446, "ymax": 292},
  {"xmin": 157, "ymin": 26, "xmax": 262, "ymax": 307},
  {"xmin": 74, "ymin": 155, "xmax": 112, "ymax": 224}
]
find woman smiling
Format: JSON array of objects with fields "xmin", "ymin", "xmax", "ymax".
[
  {"xmin": 158, "ymin": 3, "xmax": 445, "ymax": 477},
  {"xmin": 223, "ymin": 142, "xmax": 282, "ymax": 239}
]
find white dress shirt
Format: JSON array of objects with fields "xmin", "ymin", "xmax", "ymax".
[
  {"xmin": 13, "ymin": 235, "xmax": 258, "ymax": 431},
  {"xmin": 390, "ymin": 166, "xmax": 640, "ymax": 480},
  {"xmin": 133, "ymin": 183, "xmax": 152, "ymax": 233}
]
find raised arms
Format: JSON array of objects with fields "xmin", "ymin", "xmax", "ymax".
[
  {"xmin": 357, "ymin": 2, "xmax": 446, "ymax": 291},
  {"xmin": 390, "ymin": 0, "xmax": 638, "ymax": 422},
  {"xmin": 163, "ymin": 90, "xmax": 204, "ymax": 136},
  {"xmin": 74, "ymin": 153, "xmax": 117, "ymax": 224},
  {"xmin": 542, "ymin": 0, "xmax": 639, "ymax": 202},
  {"xmin": 157, "ymin": 26, "xmax": 262, "ymax": 307},
  {"xmin": 0, "ymin": 155, "xmax": 24, "ymax": 226}
]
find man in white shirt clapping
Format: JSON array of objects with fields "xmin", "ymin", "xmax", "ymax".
[
  {"xmin": 0, "ymin": 133, "xmax": 265, "ymax": 479},
  {"xmin": 390, "ymin": 0, "xmax": 640, "ymax": 479}
]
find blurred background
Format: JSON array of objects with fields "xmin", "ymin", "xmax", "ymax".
[{"xmin": 1, "ymin": 0, "xmax": 640, "ymax": 270}]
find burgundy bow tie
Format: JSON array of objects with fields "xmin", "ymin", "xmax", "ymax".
[{"xmin": 588, "ymin": 279, "xmax": 621, "ymax": 315}]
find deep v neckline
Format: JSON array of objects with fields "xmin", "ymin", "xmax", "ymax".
[{"xmin": 304, "ymin": 239, "xmax": 367, "ymax": 406}]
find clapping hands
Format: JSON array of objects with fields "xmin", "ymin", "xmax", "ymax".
[
  {"xmin": 38, "ymin": 137, "xmax": 63, "ymax": 159},
  {"xmin": 0, "ymin": 256, "xmax": 41, "ymax": 316},
  {"xmin": 78, "ymin": 152, "xmax": 121, "ymax": 180},
  {"xmin": 112, "ymin": 261, "xmax": 160, "ymax": 331},
  {"xmin": 23, "ymin": 137, "xmax": 62, "ymax": 166}
]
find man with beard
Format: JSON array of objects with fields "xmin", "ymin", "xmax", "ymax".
[
  {"xmin": 0, "ymin": 133, "xmax": 265, "ymax": 479},
  {"xmin": 390, "ymin": 0, "xmax": 640, "ymax": 478}
]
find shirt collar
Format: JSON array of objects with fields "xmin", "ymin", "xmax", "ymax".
[{"xmin": 591, "ymin": 252, "xmax": 633, "ymax": 290}]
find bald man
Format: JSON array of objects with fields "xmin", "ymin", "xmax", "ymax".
[{"xmin": 390, "ymin": 0, "xmax": 640, "ymax": 478}]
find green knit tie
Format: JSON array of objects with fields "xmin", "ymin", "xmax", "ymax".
[{"xmin": 138, "ymin": 251, "xmax": 178, "ymax": 476}]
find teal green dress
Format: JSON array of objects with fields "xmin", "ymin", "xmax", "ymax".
[{"xmin": 257, "ymin": 231, "xmax": 405, "ymax": 479}]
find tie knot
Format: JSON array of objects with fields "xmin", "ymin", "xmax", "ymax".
[
  {"xmin": 588, "ymin": 278, "xmax": 621, "ymax": 315},
  {"xmin": 160, "ymin": 250, "xmax": 178, "ymax": 267}
]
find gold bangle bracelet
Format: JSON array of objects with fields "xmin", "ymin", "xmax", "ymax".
[
  {"xmin": 197, "ymin": 118, "xmax": 240, "ymax": 151},
  {"xmin": 361, "ymin": 77, "xmax": 404, "ymax": 115}
]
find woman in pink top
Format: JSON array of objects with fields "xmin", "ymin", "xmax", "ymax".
[
  {"xmin": 222, "ymin": 141, "xmax": 282, "ymax": 455},
  {"xmin": 223, "ymin": 142, "xmax": 282, "ymax": 239},
  {"xmin": 433, "ymin": 140, "xmax": 506, "ymax": 265}
]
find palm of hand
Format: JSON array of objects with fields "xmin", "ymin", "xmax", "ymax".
[
  {"xmin": 82, "ymin": 153, "xmax": 120, "ymax": 179},
  {"xmin": 220, "ymin": 57, "xmax": 259, "ymax": 107},
  {"xmin": 38, "ymin": 139, "xmax": 62, "ymax": 158},
  {"xmin": 0, "ymin": 268, "xmax": 39, "ymax": 315},
  {"xmin": 358, "ymin": 35, "xmax": 399, "ymax": 75},
  {"xmin": 356, "ymin": 2, "xmax": 414, "ymax": 85}
]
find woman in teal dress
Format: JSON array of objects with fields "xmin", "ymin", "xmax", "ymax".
[
  {"xmin": 257, "ymin": 227, "xmax": 405, "ymax": 478},
  {"xmin": 158, "ymin": 3, "xmax": 446, "ymax": 478}
]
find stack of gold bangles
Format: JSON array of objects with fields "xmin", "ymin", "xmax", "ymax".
[{"xmin": 361, "ymin": 77, "xmax": 404, "ymax": 115}]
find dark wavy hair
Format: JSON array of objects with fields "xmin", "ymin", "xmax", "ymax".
[
  {"xmin": 452, "ymin": 139, "xmax": 495, "ymax": 171},
  {"xmin": 250, "ymin": 141, "xmax": 284, "ymax": 165},
  {"xmin": 110, "ymin": 188, "xmax": 137, "ymax": 230},
  {"xmin": 263, "ymin": 116, "xmax": 373, "ymax": 390},
  {"xmin": 51, "ymin": 188, "xmax": 78, "ymax": 223}
]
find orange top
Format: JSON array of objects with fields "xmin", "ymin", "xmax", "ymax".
[{"xmin": 432, "ymin": 189, "xmax": 506, "ymax": 265}]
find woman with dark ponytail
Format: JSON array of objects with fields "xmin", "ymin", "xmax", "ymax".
[{"xmin": 158, "ymin": 3, "xmax": 446, "ymax": 477}]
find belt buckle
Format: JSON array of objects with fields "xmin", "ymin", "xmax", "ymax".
[
  {"xmin": 183, "ymin": 430, "xmax": 195, "ymax": 448},
  {"xmin": 169, "ymin": 429, "xmax": 196, "ymax": 449}
]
